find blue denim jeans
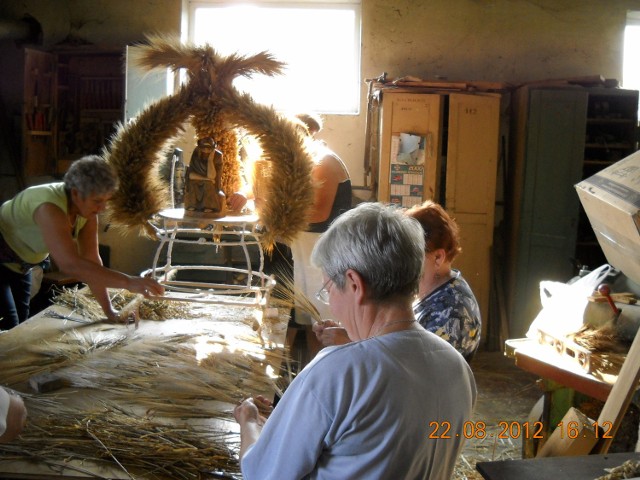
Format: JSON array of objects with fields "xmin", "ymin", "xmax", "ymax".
[{"xmin": 0, "ymin": 264, "xmax": 32, "ymax": 330}]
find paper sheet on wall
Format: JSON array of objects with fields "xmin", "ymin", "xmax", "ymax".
[{"xmin": 389, "ymin": 132, "xmax": 426, "ymax": 208}]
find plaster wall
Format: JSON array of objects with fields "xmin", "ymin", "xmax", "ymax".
[
  {"xmin": 1, "ymin": 0, "xmax": 639, "ymax": 274},
  {"xmin": 4, "ymin": 0, "xmax": 637, "ymax": 190},
  {"xmin": 0, "ymin": 0, "xmax": 181, "ymax": 47},
  {"xmin": 347, "ymin": 0, "xmax": 638, "ymax": 190}
]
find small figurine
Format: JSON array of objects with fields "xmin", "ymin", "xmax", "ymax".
[{"xmin": 184, "ymin": 137, "xmax": 227, "ymax": 217}]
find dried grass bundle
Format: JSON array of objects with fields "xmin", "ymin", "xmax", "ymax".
[
  {"xmin": 52, "ymin": 286, "xmax": 204, "ymax": 322},
  {"xmin": 0, "ymin": 306, "xmax": 292, "ymax": 477},
  {"xmin": 571, "ymin": 324, "xmax": 631, "ymax": 354},
  {"xmin": 104, "ymin": 35, "xmax": 314, "ymax": 247},
  {"xmin": 1, "ymin": 398, "xmax": 240, "ymax": 479},
  {"xmin": 105, "ymin": 86, "xmax": 193, "ymax": 236},
  {"xmin": 0, "ymin": 326, "xmax": 132, "ymax": 387},
  {"xmin": 595, "ymin": 460, "xmax": 640, "ymax": 480},
  {"xmin": 0, "ymin": 316, "xmax": 290, "ymax": 413},
  {"xmin": 269, "ymin": 266, "xmax": 320, "ymax": 324},
  {"xmin": 219, "ymin": 90, "xmax": 314, "ymax": 248},
  {"xmin": 56, "ymin": 335, "xmax": 288, "ymax": 414}
]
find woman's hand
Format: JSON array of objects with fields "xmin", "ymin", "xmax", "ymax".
[
  {"xmin": 312, "ymin": 320, "xmax": 351, "ymax": 346},
  {"xmin": 127, "ymin": 276, "xmax": 165, "ymax": 298},
  {"xmin": 103, "ymin": 277, "xmax": 165, "ymax": 324},
  {"xmin": 228, "ymin": 192, "xmax": 248, "ymax": 212},
  {"xmin": 234, "ymin": 395, "xmax": 272, "ymax": 426},
  {"xmin": 234, "ymin": 395, "xmax": 273, "ymax": 459},
  {"xmin": 0, "ymin": 393, "xmax": 27, "ymax": 444}
]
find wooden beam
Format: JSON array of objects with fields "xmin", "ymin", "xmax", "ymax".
[{"xmin": 592, "ymin": 326, "xmax": 640, "ymax": 453}]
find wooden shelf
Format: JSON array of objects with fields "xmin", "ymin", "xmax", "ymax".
[{"xmin": 577, "ymin": 87, "xmax": 639, "ymax": 273}]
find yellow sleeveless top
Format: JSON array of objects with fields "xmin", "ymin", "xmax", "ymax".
[{"xmin": 0, "ymin": 183, "xmax": 86, "ymax": 269}]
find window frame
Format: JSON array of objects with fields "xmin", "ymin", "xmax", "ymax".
[
  {"xmin": 186, "ymin": 0, "xmax": 362, "ymax": 115},
  {"xmin": 623, "ymin": 11, "xmax": 640, "ymax": 91}
]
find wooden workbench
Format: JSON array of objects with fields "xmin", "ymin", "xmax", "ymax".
[
  {"xmin": 505, "ymin": 338, "xmax": 620, "ymax": 402},
  {"xmin": 506, "ymin": 336, "xmax": 640, "ymax": 457},
  {"xmin": 0, "ymin": 295, "xmax": 289, "ymax": 479}
]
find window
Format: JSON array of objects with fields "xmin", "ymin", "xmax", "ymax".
[
  {"xmin": 188, "ymin": 1, "xmax": 362, "ymax": 115},
  {"xmin": 623, "ymin": 11, "xmax": 640, "ymax": 97}
]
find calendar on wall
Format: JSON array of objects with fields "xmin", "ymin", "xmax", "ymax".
[{"xmin": 389, "ymin": 133, "xmax": 426, "ymax": 207}]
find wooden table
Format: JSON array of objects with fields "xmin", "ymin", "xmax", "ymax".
[
  {"xmin": 505, "ymin": 338, "xmax": 619, "ymax": 402},
  {"xmin": 477, "ymin": 451, "xmax": 640, "ymax": 479},
  {"xmin": 505, "ymin": 337, "xmax": 640, "ymax": 457},
  {"xmin": 0, "ymin": 295, "xmax": 288, "ymax": 479}
]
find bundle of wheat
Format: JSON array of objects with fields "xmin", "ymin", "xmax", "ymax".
[
  {"xmin": 595, "ymin": 460, "xmax": 640, "ymax": 480},
  {"xmin": 104, "ymin": 35, "xmax": 314, "ymax": 248},
  {"xmin": 0, "ymin": 306, "xmax": 292, "ymax": 477},
  {"xmin": 52, "ymin": 287, "xmax": 202, "ymax": 323},
  {"xmin": 570, "ymin": 324, "xmax": 629, "ymax": 375},
  {"xmin": 269, "ymin": 265, "xmax": 320, "ymax": 324},
  {"xmin": 571, "ymin": 324, "xmax": 630, "ymax": 354},
  {"xmin": 0, "ymin": 398, "xmax": 241, "ymax": 479},
  {"xmin": 106, "ymin": 87, "xmax": 193, "ymax": 236}
]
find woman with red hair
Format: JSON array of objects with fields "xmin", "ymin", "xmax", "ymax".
[{"xmin": 313, "ymin": 200, "xmax": 481, "ymax": 362}]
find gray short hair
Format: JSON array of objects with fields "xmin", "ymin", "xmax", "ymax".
[
  {"xmin": 63, "ymin": 155, "xmax": 118, "ymax": 198},
  {"xmin": 311, "ymin": 202, "xmax": 425, "ymax": 301}
]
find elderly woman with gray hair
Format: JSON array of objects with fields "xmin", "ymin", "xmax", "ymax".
[
  {"xmin": 0, "ymin": 155, "xmax": 164, "ymax": 330},
  {"xmin": 234, "ymin": 202, "xmax": 476, "ymax": 480}
]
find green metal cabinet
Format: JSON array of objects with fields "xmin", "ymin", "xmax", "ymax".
[
  {"xmin": 508, "ymin": 86, "xmax": 639, "ymax": 338},
  {"xmin": 507, "ymin": 88, "xmax": 588, "ymax": 338}
]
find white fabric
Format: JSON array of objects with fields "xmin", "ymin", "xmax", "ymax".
[
  {"xmin": 291, "ymin": 231, "xmax": 331, "ymax": 324},
  {"xmin": 241, "ymin": 329, "xmax": 477, "ymax": 480},
  {"xmin": 0, "ymin": 387, "xmax": 10, "ymax": 436},
  {"xmin": 526, "ymin": 264, "xmax": 613, "ymax": 339}
]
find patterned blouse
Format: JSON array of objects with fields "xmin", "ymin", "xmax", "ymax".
[{"xmin": 412, "ymin": 270, "xmax": 481, "ymax": 361}]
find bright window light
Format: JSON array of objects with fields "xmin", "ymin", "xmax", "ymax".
[
  {"xmin": 189, "ymin": 2, "xmax": 361, "ymax": 115},
  {"xmin": 623, "ymin": 12, "xmax": 640, "ymax": 95}
]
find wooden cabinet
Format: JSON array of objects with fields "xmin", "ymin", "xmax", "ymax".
[
  {"xmin": 21, "ymin": 48, "xmax": 57, "ymax": 177},
  {"xmin": 0, "ymin": 48, "xmax": 56, "ymax": 180},
  {"xmin": 377, "ymin": 93, "xmax": 443, "ymax": 204},
  {"xmin": 3, "ymin": 48, "xmax": 124, "ymax": 178},
  {"xmin": 54, "ymin": 50, "xmax": 124, "ymax": 173},
  {"xmin": 446, "ymin": 93, "xmax": 503, "ymax": 326},
  {"xmin": 373, "ymin": 89, "xmax": 507, "ymax": 326},
  {"xmin": 506, "ymin": 86, "xmax": 639, "ymax": 338}
]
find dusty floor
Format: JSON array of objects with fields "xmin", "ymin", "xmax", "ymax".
[{"xmin": 453, "ymin": 349, "xmax": 541, "ymax": 479}]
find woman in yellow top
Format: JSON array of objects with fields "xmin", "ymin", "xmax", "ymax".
[{"xmin": 0, "ymin": 155, "xmax": 164, "ymax": 330}]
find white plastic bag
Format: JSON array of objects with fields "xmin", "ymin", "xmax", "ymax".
[{"xmin": 526, "ymin": 264, "xmax": 613, "ymax": 339}]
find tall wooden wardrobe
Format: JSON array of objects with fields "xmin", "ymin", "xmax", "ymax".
[{"xmin": 370, "ymin": 85, "xmax": 509, "ymax": 335}]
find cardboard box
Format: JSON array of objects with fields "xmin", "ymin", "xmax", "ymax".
[{"xmin": 575, "ymin": 150, "xmax": 640, "ymax": 284}]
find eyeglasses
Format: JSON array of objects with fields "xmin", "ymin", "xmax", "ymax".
[{"xmin": 315, "ymin": 279, "xmax": 332, "ymax": 305}]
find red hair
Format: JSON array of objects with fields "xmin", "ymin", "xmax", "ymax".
[{"xmin": 405, "ymin": 200, "xmax": 461, "ymax": 262}]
